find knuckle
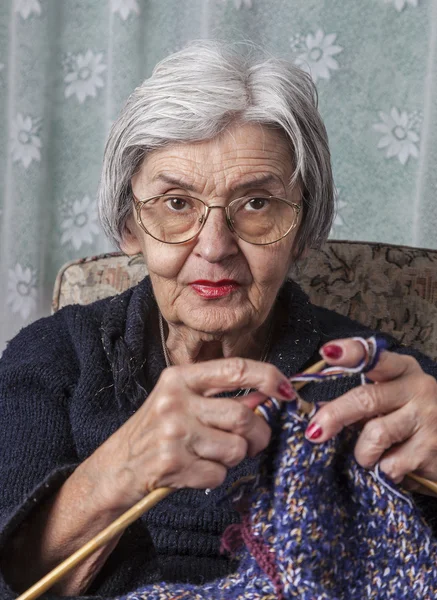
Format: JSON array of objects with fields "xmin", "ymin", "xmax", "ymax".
[
  {"xmin": 402, "ymin": 355, "xmax": 419, "ymax": 371},
  {"xmin": 382, "ymin": 459, "xmax": 398, "ymax": 481},
  {"xmin": 381, "ymin": 456, "xmax": 407, "ymax": 482},
  {"xmin": 265, "ymin": 364, "xmax": 282, "ymax": 389},
  {"xmin": 416, "ymin": 402, "xmax": 437, "ymax": 430},
  {"xmin": 226, "ymin": 437, "xmax": 248, "ymax": 467},
  {"xmin": 417, "ymin": 374, "xmax": 437, "ymax": 399},
  {"xmin": 322, "ymin": 403, "xmax": 345, "ymax": 430},
  {"xmin": 159, "ymin": 450, "xmax": 182, "ymax": 477},
  {"xmin": 222, "ymin": 357, "xmax": 247, "ymax": 386},
  {"xmin": 353, "ymin": 385, "xmax": 379, "ymax": 414},
  {"xmin": 407, "ymin": 399, "xmax": 421, "ymax": 426},
  {"xmin": 161, "ymin": 417, "xmax": 186, "ymax": 440},
  {"xmin": 364, "ymin": 421, "xmax": 390, "ymax": 449},
  {"xmin": 232, "ymin": 404, "xmax": 254, "ymax": 434},
  {"xmin": 356, "ymin": 453, "xmax": 375, "ymax": 470},
  {"xmin": 158, "ymin": 366, "xmax": 180, "ymax": 386},
  {"xmin": 153, "ymin": 393, "xmax": 178, "ymax": 416}
]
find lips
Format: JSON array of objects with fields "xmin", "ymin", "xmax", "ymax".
[{"xmin": 190, "ymin": 279, "xmax": 240, "ymax": 299}]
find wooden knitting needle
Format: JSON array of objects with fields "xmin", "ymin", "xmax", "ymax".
[
  {"xmin": 16, "ymin": 358, "xmax": 437, "ymax": 599},
  {"xmin": 17, "ymin": 360, "xmax": 325, "ymax": 600},
  {"xmin": 407, "ymin": 473, "xmax": 437, "ymax": 496},
  {"xmin": 16, "ymin": 487, "xmax": 173, "ymax": 600}
]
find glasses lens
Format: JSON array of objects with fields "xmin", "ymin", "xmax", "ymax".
[
  {"xmin": 229, "ymin": 197, "xmax": 298, "ymax": 244},
  {"xmin": 139, "ymin": 195, "xmax": 204, "ymax": 243}
]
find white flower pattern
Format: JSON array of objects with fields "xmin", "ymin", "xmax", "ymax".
[
  {"xmin": 384, "ymin": 0, "xmax": 419, "ymax": 12},
  {"xmin": 292, "ymin": 29, "xmax": 343, "ymax": 83},
  {"xmin": 15, "ymin": 0, "xmax": 41, "ymax": 19},
  {"xmin": 333, "ymin": 199, "xmax": 347, "ymax": 228},
  {"xmin": 330, "ymin": 188, "xmax": 348, "ymax": 236},
  {"xmin": 111, "ymin": 0, "xmax": 140, "ymax": 20},
  {"xmin": 373, "ymin": 107, "xmax": 420, "ymax": 165},
  {"xmin": 11, "ymin": 113, "xmax": 42, "ymax": 169},
  {"xmin": 64, "ymin": 51, "xmax": 106, "ymax": 104},
  {"xmin": 7, "ymin": 263, "xmax": 38, "ymax": 320},
  {"xmin": 60, "ymin": 196, "xmax": 100, "ymax": 250}
]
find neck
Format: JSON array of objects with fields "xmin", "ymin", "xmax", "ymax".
[{"xmin": 161, "ymin": 315, "xmax": 272, "ymax": 365}]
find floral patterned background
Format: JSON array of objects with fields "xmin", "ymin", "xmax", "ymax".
[{"xmin": 1, "ymin": 0, "xmax": 436, "ymax": 353}]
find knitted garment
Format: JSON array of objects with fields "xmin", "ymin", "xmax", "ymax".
[
  {"xmin": 1, "ymin": 276, "xmax": 437, "ymax": 598},
  {"xmin": 119, "ymin": 400, "xmax": 437, "ymax": 600}
]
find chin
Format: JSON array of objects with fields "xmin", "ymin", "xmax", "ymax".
[{"xmin": 183, "ymin": 305, "xmax": 253, "ymax": 335}]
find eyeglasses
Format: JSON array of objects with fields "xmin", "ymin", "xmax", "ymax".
[{"xmin": 132, "ymin": 193, "xmax": 301, "ymax": 245}]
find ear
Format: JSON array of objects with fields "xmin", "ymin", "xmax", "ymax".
[{"xmin": 119, "ymin": 216, "xmax": 143, "ymax": 256}]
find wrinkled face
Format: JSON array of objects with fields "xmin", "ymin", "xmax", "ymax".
[{"xmin": 121, "ymin": 122, "xmax": 302, "ymax": 336}]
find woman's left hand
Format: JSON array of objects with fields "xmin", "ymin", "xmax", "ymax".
[{"xmin": 304, "ymin": 338, "xmax": 437, "ymax": 492}]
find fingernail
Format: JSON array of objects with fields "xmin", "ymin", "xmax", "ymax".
[
  {"xmin": 322, "ymin": 343, "xmax": 343, "ymax": 360},
  {"xmin": 305, "ymin": 422, "xmax": 323, "ymax": 440},
  {"xmin": 277, "ymin": 381, "xmax": 296, "ymax": 400}
]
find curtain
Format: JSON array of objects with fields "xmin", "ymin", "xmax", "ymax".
[{"xmin": 1, "ymin": 0, "xmax": 436, "ymax": 353}]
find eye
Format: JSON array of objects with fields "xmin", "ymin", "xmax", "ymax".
[
  {"xmin": 245, "ymin": 197, "xmax": 270, "ymax": 211},
  {"xmin": 164, "ymin": 196, "xmax": 191, "ymax": 211}
]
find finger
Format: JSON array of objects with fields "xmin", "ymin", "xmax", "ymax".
[
  {"xmin": 189, "ymin": 426, "xmax": 249, "ymax": 467},
  {"xmin": 353, "ymin": 404, "xmax": 418, "ymax": 469},
  {"xmin": 241, "ymin": 391, "xmax": 270, "ymax": 411},
  {"xmin": 159, "ymin": 457, "xmax": 228, "ymax": 491},
  {"xmin": 378, "ymin": 435, "xmax": 433, "ymax": 484},
  {"xmin": 164, "ymin": 358, "xmax": 296, "ymax": 400},
  {"xmin": 194, "ymin": 396, "xmax": 271, "ymax": 456},
  {"xmin": 305, "ymin": 376, "xmax": 416, "ymax": 443},
  {"xmin": 320, "ymin": 339, "xmax": 421, "ymax": 382}
]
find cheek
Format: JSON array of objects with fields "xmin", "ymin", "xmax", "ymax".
[
  {"xmin": 245, "ymin": 243, "xmax": 292, "ymax": 285},
  {"xmin": 142, "ymin": 239, "xmax": 191, "ymax": 279}
]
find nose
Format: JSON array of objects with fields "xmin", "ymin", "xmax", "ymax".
[{"xmin": 193, "ymin": 206, "xmax": 239, "ymax": 263}]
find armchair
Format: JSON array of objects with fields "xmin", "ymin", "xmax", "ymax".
[{"xmin": 52, "ymin": 240, "xmax": 437, "ymax": 360}]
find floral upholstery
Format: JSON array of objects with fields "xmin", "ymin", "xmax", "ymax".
[{"xmin": 52, "ymin": 241, "xmax": 437, "ymax": 360}]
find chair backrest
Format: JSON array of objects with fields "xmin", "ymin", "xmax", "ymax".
[{"xmin": 52, "ymin": 241, "xmax": 437, "ymax": 359}]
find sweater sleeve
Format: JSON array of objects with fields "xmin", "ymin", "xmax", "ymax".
[{"xmin": 0, "ymin": 314, "xmax": 81, "ymax": 598}]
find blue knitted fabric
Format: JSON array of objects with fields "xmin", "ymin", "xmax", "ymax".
[
  {"xmin": 2, "ymin": 276, "xmax": 437, "ymax": 597},
  {"xmin": 118, "ymin": 401, "xmax": 437, "ymax": 600}
]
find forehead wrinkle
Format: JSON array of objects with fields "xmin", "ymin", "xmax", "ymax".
[
  {"xmin": 154, "ymin": 172, "xmax": 198, "ymax": 193},
  {"xmin": 139, "ymin": 124, "xmax": 294, "ymax": 196},
  {"xmin": 215, "ymin": 159, "xmax": 291, "ymax": 195},
  {"xmin": 216, "ymin": 144, "xmax": 290, "ymax": 165},
  {"xmin": 150, "ymin": 164, "xmax": 290, "ymax": 200},
  {"xmin": 154, "ymin": 171, "xmax": 285, "ymax": 194},
  {"xmin": 142, "ymin": 153, "xmax": 208, "ymax": 192}
]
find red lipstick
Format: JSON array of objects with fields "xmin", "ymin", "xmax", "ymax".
[{"xmin": 190, "ymin": 279, "xmax": 240, "ymax": 299}]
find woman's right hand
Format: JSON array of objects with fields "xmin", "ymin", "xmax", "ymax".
[
  {"xmin": 81, "ymin": 358, "xmax": 295, "ymax": 512},
  {"xmin": 1, "ymin": 359, "xmax": 294, "ymax": 595}
]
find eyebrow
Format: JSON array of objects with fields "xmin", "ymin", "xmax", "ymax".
[{"xmin": 154, "ymin": 173, "xmax": 283, "ymax": 194}]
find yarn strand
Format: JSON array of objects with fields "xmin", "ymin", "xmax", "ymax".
[{"xmin": 16, "ymin": 336, "xmax": 437, "ymax": 600}]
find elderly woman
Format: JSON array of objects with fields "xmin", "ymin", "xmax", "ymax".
[{"xmin": 1, "ymin": 42, "xmax": 437, "ymax": 598}]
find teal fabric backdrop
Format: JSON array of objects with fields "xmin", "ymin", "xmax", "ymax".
[{"xmin": 1, "ymin": 0, "xmax": 436, "ymax": 352}]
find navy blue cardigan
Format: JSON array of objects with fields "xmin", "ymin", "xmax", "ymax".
[{"xmin": 0, "ymin": 277, "xmax": 436, "ymax": 599}]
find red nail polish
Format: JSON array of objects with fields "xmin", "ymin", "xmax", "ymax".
[
  {"xmin": 305, "ymin": 422, "xmax": 323, "ymax": 440},
  {"xmin": 277, "ymin": 381, "xmax": 296, "ymax": 400},
  {"xmin": 322, "ymin": 344, "xmax": 343, "ymax": 360}
]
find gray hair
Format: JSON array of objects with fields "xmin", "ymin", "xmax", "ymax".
[{"xmin": 98, "ymin": 41, "xmax": 334, "ymax": 258}]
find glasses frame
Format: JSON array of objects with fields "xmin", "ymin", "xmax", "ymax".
[{"xmin": 132, "ymin": 193, "xmax": 301, "ymax": 246}]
